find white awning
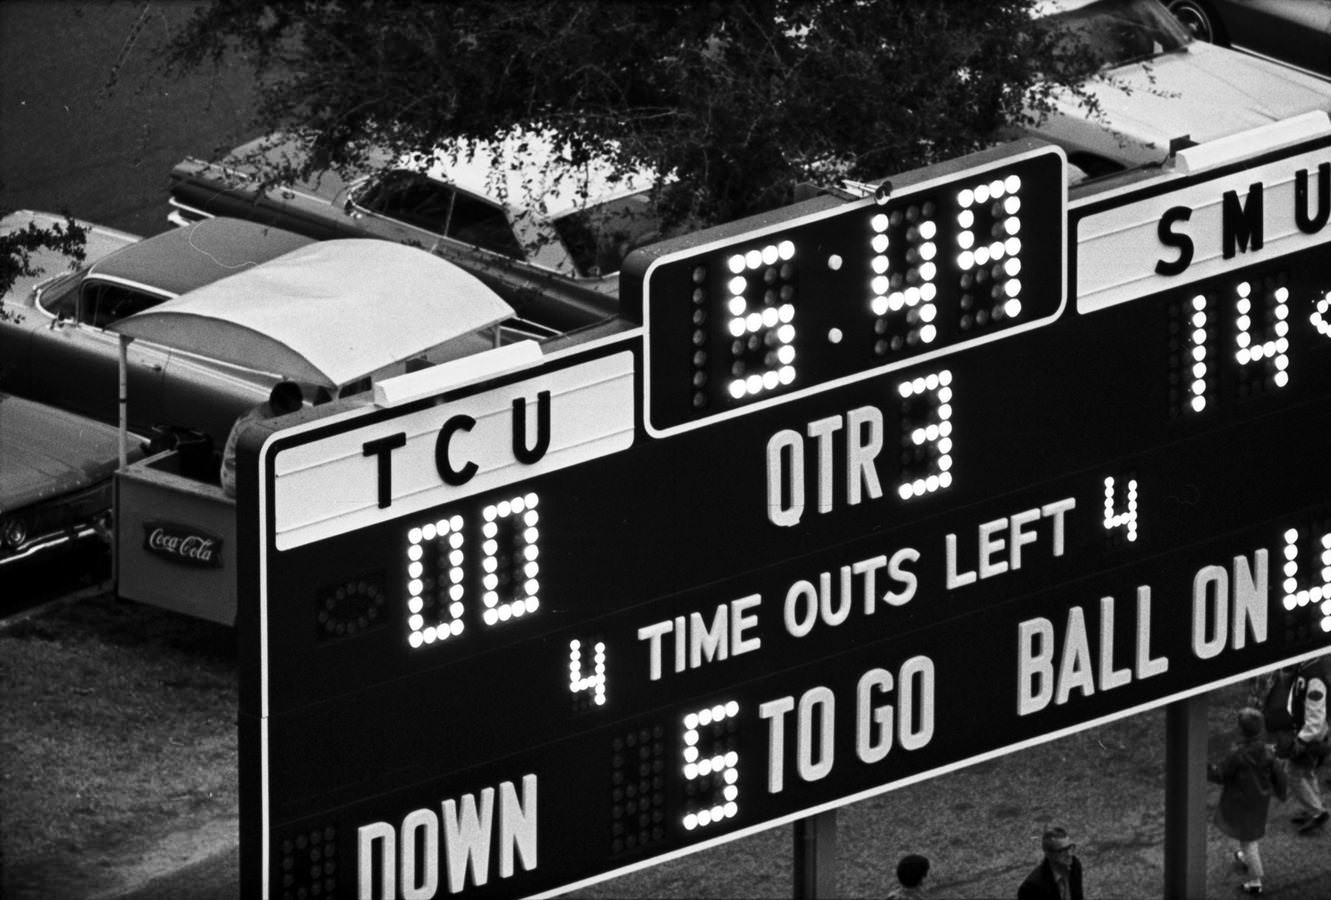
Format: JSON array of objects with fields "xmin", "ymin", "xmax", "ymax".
[{"xmin": 111, "ymin": 239, "xmax": 514, "ymax": 389}]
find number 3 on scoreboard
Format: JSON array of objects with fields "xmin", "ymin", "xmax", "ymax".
[{"xmin": 680, "ymin": 701, "xmax": 741, "ymax": 832}]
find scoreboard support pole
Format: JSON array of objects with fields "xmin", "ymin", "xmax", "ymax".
[
  {"xmin": 1162, "ymin": 695, "xmax": 1208, "ymax": 900},
  {"xmin": 792, "ymin": 810, "xmax": 839, "ymax": 899}
]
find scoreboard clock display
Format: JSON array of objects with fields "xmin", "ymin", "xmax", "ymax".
[{"xmin": 239, "ymin": 132, "xmax": 1331, "ymax": 899}]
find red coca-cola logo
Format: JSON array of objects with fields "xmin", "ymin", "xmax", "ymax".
[{"xmin": 142, "ymin": 521, "xmax": 224, "ymax": 568}]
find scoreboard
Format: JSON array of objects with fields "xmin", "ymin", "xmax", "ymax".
[{"xmin": 239, "ymin": 130, "xmax": 1331, "ymax": 899}]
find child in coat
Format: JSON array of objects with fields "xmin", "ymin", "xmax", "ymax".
[{"xmin": 1207, "ymin": 707, "xmax": 1289, "ymax": 896}]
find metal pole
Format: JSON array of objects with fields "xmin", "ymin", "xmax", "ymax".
[
  {"xmin": 793, "ymin": 809, "xmax": 838, "ymax": 899},
  {"xmin": 1163, "ymin": 694, "xmax": 1208, "ymax": 900}
]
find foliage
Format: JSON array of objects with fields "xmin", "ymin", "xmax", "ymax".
[
  {"xmin": 165, "ymin": 0, "xmax": 1102, "ymax": 229},
  {"xmin": 0, "ymin": 214, "xmax": 88, "ymax": 321}
]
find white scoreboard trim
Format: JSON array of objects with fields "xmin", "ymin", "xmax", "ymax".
[
  {"xmin": 271, "ymin": 351, "xmax": 635, "ymax": 549},
  {"xmin": 1076, "ymin": 143, "xmax": 1331, "ymax": 313}
]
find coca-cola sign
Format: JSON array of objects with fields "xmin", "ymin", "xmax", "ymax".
[{"xmin": 142, "ymin": 521, "xmax": 223, "ymax": 568}]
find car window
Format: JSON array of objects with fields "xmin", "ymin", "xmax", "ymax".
[
  {"xmin": 552, "ymin": 192, "xmax": 666, "ymax": 277},
  {"xmin": 1043, "ymin": 0, "xmax": 1191, "ymax": 68},
  {"xmin": 356, "ymin": 170, "xmax": 456, "ymax": 234},
  {"xmin": 81, "ymin": 282, "xmax": 167, "ymax": 328},
  {"xmin": 447, "ymin": 193, "xmax": 525, "ymax": 259}
]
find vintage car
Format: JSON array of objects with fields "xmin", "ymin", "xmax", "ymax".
[
  {"xmin": 0, "ymin": 211, "xmax": 316, "ymax": 446},
  {"xmin": 1027, "ymin": 0, "xmax": 1331, "ymax": 177},
  {"xmin": 1166, "ymin": 0, "xmax": 1331, "ymax": 78},
  {"xmin": 0, "ymin": 392, "xmax": 145, "ymax": 565},
  {"xmin": 166, "ymin": 130, "xmax": 667, "ymax": 327}
]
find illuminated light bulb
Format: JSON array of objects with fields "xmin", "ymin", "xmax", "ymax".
[
  {"xmin": 745, "ymin": 249, "xmax": 763, "ymax": 270},
  {"xmin": 449, "ymin": 514, "xmax": 463, "ymax": 532},
  {"xmin": 698, "ymin": 809, "xmax": 713, "ymax": 827},
  {"xmin": 762, "ymin": 244, "xmax": 779, "ymax": 266},
  {"xmin": 729, "ymin": 379, "xmax": 746, "ymax": 399},
  {"xmin": 449, "ymin": 601, "xmax": 464, "ymax": 619},
  {"xmin": 1005, "ymin": 237, "xmax": 1021, "ymax": 256},
  {"xmin": 1193, "ymin": 328, "xmax": 1209, "ymax": 346},
  {"xmin": 1236, "ymin": 297, "xmax": 1252, "ymax": 314},
  {"xmin": 898, "ymin": 483, "xmax": 914, "ymax": 500},
  {"xmin": 974, "ymin": 246, "xmax": 990, "ymax": 266},
  {"xmin": 957, "ymin": 209, "xmax": 975, "ymax": 230},
  {"xmin": 1004, "ymin": 299, "xmax": 1022, "ymax": 318},
  {"xmin": 871, "ymin": 255, "xmax": 889, "ymax": 274},
  {"xmin": 1191, "ymin": 345, "xmax": 1206, "ymax": 362},
  {"xmin": 988, "ymin": 179, "xmax": 1004, "ymax": 198},
  {"xmin": 1191, "ymin": 381, "xmax": 1205, "ymax": 396},
  {"xmin": 779, "ymin": 303, "xmax": 795, "ymax": 323},
  {"xmin": 424, "ymin": 626, "xmax": 438, "ymax": 643},
  {"xmin": 872, "ymin": 274, "xmax": 889, "ymax": 295},
  {"xmin": 871, "ymin": 233, "xmax": 889, "ymax": 253},
  {"xmin": 746, "ymin": 373, "xmax": 763, "ymax": 394},
  {"xmin": 1004, "ymin": 195, "xmax": 1021, "ymax": 215},
  {"xmin": 1191, "ymin": 295, "xmax": 1206, "ymax": 311},
  {"xmin": 974, "ymin": 184, "xmax": 990, "ymax": 204},
  {"xmin": 408, "ymin": 526, "xmax": 423, "ymax": 544},
  {"xmin": 1191, "ymin": 311, "xmax": 1207, "ymax": 329},
  {"xmin": 481, "ymin": 555, "xmax": 497, "ymax": 574},
  {"xmin": 761, "ymin": 307, "xmax": 779, "ymax": 328},
  {"xmin": 525, "ymin": 493, "xmax": 538, "ymax": 510},
  {"xmin": 779, "ymin": 366, "xmax": 796, "ymax": 385},
  {"xmin": 524, "ymin": 526, "xmax": 539, "ymax": 544},
  {"xmin": 408, "ymin": 632, "xmax": 424, "ymax": 649},
  {"xmin": 449, "ymin": 531, "xmax": 464, "ymax": 549},
  {"xmin": 911, "ymin": 376, "xmax": 926, "ymax": 395},
  {"xmin": 1191, "ymin": 396, "xmax": 1206, "ymax": 412},
  {"xmin": 1005, "ymin": 279, "xmax": 1021, "ymax": 297},
  {"xmin": 778, "ymin": 345, "xmax": 796, "ymax": 364},
  {"xmin": 919, "ymin": 220, "xmax": 937, "ymax": 239},
  {"xmin": 926, "ymin": 474, "xmax": 940, "ymax": 492},
  {"xmin": 727, "ymin": 296, "xmax": 746, "ymax": 316},
  {"xmin": 1236, "ymin": 314, "xmax": 1251, "ymax": 331},
  {"xmin": 421, "ymin": 522, "xmax": 438, "ymax": 541},
  {"xmin": 1237, "ymin": 281, "xmax": 1251, "ymax": 297},
  {"xmin": 409, "ymin": 613, "xmax": 424, "ymax": 632},
  {"xmin": 920, "ymin": 242, "xmax": 936, "ymax": 261},
  {"xmin": 728, "ymin": 254, "xmax": 745, "ymax": 274},
  {"xmin": 1275, "ymin": 371, "xmax": 1289, "ymax": 387},
  {"xmin": 913, "ymin": 478, "xmax": 927, "ymax": 496},
  {"xmin": 762, "ymin": 370, "xmax": 780, "ymax": 390},
  {"xmin": 989, "ymin": 241, "xmax": 1005, "ymax": 261},
  {"xmin": 779, "ymin": 240, "xmax": 795, "ymax": 259},
  {"xmin": 1276, "ymin": 321, "xmax": 1290, "ymax": 337},
  {"xmin": 1005, "ymin": 217, "xmax": 1021, "ymax": 235},
  {"xmin": 408, "ymin": 596, "xmax": 424, "ymax": 615},
  {"xmin": 904, "ymin": 286, "xmax": 921, "ymax": 306},
  {"xmin": 499, "ymin": 605, "xmax": 513, "ymax": 622},
  {"xmin": 898, "ymin": 381, "xmax": 912, "ymax": 398},
  {"xmin": 1005, "ymin": 257, "xmax": 1021, "ymax": 277},
  {"xmin": 483, "ymin": 573, "xmax": 499, "ymax": 592},
  {"xmin": 728, "ymin": 275, "xmax": 747, "ymax": 296},
  {"xmin": 1005, "ymin": 173, "xmax": 1022, "ymax": 193},
  {"xmin": 938, "ymin": 454, "xmax": 953, "ymax": 472},
  {"xmin": 921, "ymin": 324, "xmax": 937, "ymax": 343},
  {"xmin": 684, "ymin": 814, "xmax": 698, "ymax": 831},
  {"xmin": 449, "ymin": 584, "xmax": 464, "ymax": 602},
  {"xmin": 888, "ymin": 292, "xmax": 906, "ymax": 312},
  {"xmin": 525, "ymin": 597, "xmax": 540, "ymax": 614},
  {"xmin": 483, "ymin": 539, "xmax": 498, "ymax": 557},
  {"xmin": 728, "ymin": 317, "xmax": 746, "ymax": 338},
  {"xmin": 745, "ymin": 311, "xmax": 763, "ymax": 333},
  {"xmin": 957, "ymin": 188, "xmax": 974, "ymax": 208},
  {"xmin": 871, "ymin": 213, "xmax": 889, "ymax": 232},
  {"xmin": 920, "ymin": 304, "xmax": 937, "ymax": 323},
  {"xmin": 407, "ymin": 543, "xmax": 423, "ymax": 563},
  {"xmin": 958, "ymin": 250, "xmax": 974, "ymax": 270},
  {"xmin": 724, "ymin": 786, "xmax": 739, "ymax": 802}
]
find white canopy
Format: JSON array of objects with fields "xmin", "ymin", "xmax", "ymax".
[{"xmin": 110, "ymin": 239, "xmax": 514, "ymax": 389}]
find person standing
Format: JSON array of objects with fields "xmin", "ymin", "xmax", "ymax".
[
  {"xmin": 220, "ymin": 380, "xmax": 304, "ymax": 497},
  {"xmin": 1266, "ymin": 657, "xmax": 1331, "ymax": 833},
  {"xmin": 1017, "ymin": 827, "xmax": 1083, "ymax": 900},
  {"xmin": 886, "ymin": 853, "xmax": 930, "ymax": 899},
  {"xmin": 1208, "ymin": 707, "xmax": 1288, "ymax": 896}
]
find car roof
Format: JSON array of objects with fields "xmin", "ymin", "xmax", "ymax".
[
  {"xmin": 0, "ymin": 391, "xmax": 135, "ymax": 510},
  {"xmin": 87, "ymin": 217, "xmax": 315, "ymax": 297},
  {"xmin": 404, "ymin": 130, "xmax": 658, "ymax": 221},
  {"xmin": 109, "ymin": 239, "xmax": 515, "ymax": 389}
]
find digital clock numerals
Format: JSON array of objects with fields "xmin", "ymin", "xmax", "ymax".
[
  {"xmin": 681, "ymin": 701, "xmax": 741, "ymax": 832},
  {"xmin": 1281, "ymin": 524, "xmax": 1331, "ymax": 632},
  {"xmin": 1173, "ymin": 273, "xmax": 1294, "ymax": 416},
  {"xmin": 718, "ymin": 242, "xmax": 799, "ymax": 405},
  {"xmin": 403, "ymin": 492, "xmax": 541, "ymax": 649}
]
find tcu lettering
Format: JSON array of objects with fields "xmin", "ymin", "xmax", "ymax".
[{"xmin": 361, "ymin": 392, "xmax": 551, "ymax": 508}]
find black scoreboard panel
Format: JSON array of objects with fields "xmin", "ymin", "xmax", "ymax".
[{"xmin": 244, "ymin": 142, "xmax": 1331, "ymax": 900}]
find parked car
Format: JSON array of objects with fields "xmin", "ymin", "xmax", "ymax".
[
  {"xmin": 1166, "ymin": 0, "xmax": 1331, "ymax": 78},
  {"xmin": 0, "ymin": 211, "xmax": 316, "ymax": 447},
  {"xmin": 0, "ymin": 392, "xmax": 145, "ymax": 565},
  {"xmin": 5, "ymin": 210, "xmax": 520, "ymax": 462},
  {"xmin": 1026, "ymin": 0, "xmax": 1331, "ymax": 177},
  {"xmin": 166, "ymin": 130, "xmax": 668, "ymax": 328}
]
